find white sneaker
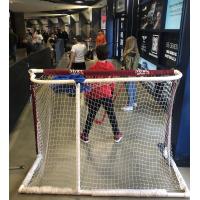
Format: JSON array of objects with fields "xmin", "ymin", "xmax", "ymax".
[
  {"xmin": 133, "ymin": 103, "xmax": 137, "ymax": 107},
  {"xmin": 163, "ymin": 147, "xmax": 169, "ymax": 159},
  {"xmin": 121, "ymin": 106, "xmax": 134, "ymax": 111},
  {"xmin": 121, "ymin": 103, "xmax": 137, "ymax": 111}
]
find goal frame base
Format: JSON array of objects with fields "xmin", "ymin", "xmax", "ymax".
[{"xmin": 18, "ymin": 154, "xmax": 190, "ymax": 198}]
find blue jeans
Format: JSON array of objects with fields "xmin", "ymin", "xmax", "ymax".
[{"xmin": 125, "ymin": 82, "xmax": 137, "ymax": 106}]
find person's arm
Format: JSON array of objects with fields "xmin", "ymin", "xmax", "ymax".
[
  {"xmin": 108, "ymin": 63, "xmax": 116, "ymax": 93},
  {"xmin": 132, "ymin": 52, "xmax": 140, "ymax": 70},
  {"xmin": 68, "ymin": 51, "xmax": 75, "ymax": 69},
  {"xmin": 103, "ymin": 35, "xmax": 107, "ymax": 44},
  {"xmin": 124, "ymin": 49, "xmax": 134, "ymax": 57},
  {"xmin": 68, "ymin": 45, "xmax": 76, "ymax": 68},
  {"xmin": 83, "ymin": 44, "xmax": 87, "ymax": 55},
  {"xmin": 122, "ymin": 50, "xmax": 129, "ymax": 70},
  {"xmin": 40, "ymin": 35, "xmax": 43, "ymax": 42}
]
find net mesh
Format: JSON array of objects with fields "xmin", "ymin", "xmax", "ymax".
[{"xmin": 23, "ymin": 72, "xmax": 183, "ymax": 193}]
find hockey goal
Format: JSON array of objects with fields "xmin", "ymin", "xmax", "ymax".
[{"xmin": 19, "ymin": 69, "xmax": 189, "ymax": 197}]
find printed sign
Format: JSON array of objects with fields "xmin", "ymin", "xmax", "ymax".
[
  {"xmin": 116, "ymin": 0, "xmax": 126, "ymax": 13},
  {"xmin": 140, "ymin": 0, "xmax": 164, "ymax": 30},
  {"xmin": 160, "ymin": 32, "xmax": 179, "ymax": 67},
  {"xmin": 139, "ymin": 57, "xmax": 157, "ymax": 70},
  {"xmin": 138, "ymin": 32, "xmax": 160, "ymax": 64},
  {"xmin": 101, "ymin": 7, "xmax": 106, "ymax": 29},
  {"xmin": 138, "ymin": 32, "xmax": 149, "ymax": 57},
  {"xmin": 149, "ymin": 34, "xmax": 159, "ymax": 59}
]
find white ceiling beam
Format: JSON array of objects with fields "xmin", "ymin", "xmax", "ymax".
[{"xmin": 25, "ymin": 13, "xmax": 68, "ymax": 19}]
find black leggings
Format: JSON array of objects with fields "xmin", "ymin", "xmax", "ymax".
[
  {"xmin": 71, "ymin": 62, "xmax": 86, "ymax": 70},
  {"xmin": 83, "ymin": 98, "xmax": 120, "ymax": 135}
]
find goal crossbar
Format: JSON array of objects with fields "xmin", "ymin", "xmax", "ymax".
[{"xmin": 29, "ymin": 69, "xmax": 182, "ymax": 84}]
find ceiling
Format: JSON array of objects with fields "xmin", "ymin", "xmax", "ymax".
[
  {"xmin": 9, "ymin": 0, "xmax": 106, "ymax": 19},
  {"xmin": 42, "ymin": 0, "xmax": 101, "ymax": 6}
]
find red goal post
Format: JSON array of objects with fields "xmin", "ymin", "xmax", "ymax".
[
  {"xmin": 29, "ymin": 69, "xmax": 182, "ymax": 84},
  {"xmin": 34, "ymin": 68, "xmax": 178, "ymax": 76}
]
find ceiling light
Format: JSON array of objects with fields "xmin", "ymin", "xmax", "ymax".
[
  {"xmin": 10, "ymin": 0, "xmax": 16, "ymax": 3},
  {"xmin": 75, "ymin": 1, "xmax": 84, "ymax": 3}
]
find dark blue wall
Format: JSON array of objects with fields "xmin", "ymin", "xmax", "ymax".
[
  {"xmin": 175, "ymin": 64, "xmax": 190, "ymax": 165},
  {"xmin": 173, "ymin": 0, "xmax": 190, "ymax": 166}
]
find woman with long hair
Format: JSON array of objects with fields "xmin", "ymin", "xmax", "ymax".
[{"xmin": 121, "ymin": 36, "xmax": 140, "ymax": 111}]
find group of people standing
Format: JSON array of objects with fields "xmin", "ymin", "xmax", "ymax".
[
  {"xmin": 68, "ymin": 30, "xmax": 140, "ymax": 143},
  {"xmin": 23, "ymin": 28, "xmax": 69, "ymax": 57},
  {"xmin": 68, "ymin": 29, "xmax": 107, "ymax": 70},
  {"xmin": 23, "ymin": 29, "xmax": 44, "ymax": 56}
]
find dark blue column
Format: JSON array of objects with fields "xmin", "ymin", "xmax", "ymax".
[{"xmin": 106, "ymin": 0, "xmax": 114, "ymax": 58}]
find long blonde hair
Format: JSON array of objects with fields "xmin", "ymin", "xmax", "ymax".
[{"xmin": 123, "ymin": 36, "xmax": 139, "ymax": 57}]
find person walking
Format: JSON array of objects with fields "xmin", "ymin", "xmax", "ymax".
[
  {"xmin": 68, "ymin": 35, "xmax": 87, "ymax": 70},
  {"xmin": 121, "ymin": 36, "xmax": 140, "ymax": 111}
]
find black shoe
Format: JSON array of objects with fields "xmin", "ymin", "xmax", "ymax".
[
  {"xmin": 158, "ymin": 143, "xmax": 165, "ymax": 154},
  {"xmin": 80, "ymin": 132, "xmax": 89, "ymax": 143},
  {"xmin": 114, "ymin": 132, "xmax": 123, "ymax": 143}
]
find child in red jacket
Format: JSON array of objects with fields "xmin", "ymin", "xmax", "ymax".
[{"xmin": 81, "ymin": 45, "xmax": 123, "ymax": 143}]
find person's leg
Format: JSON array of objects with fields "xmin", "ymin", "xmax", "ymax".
[
  {"xmin": 80, "ymin": 62, "xmax": 86, "ymax": 70},
  {"xmin": 83, "ymin": 98, "xmax": 101, "ymax": 135},
  {"xmin": 102, "ymin": 98, "xmax": 123, "ymax": 142},
  {"xmin": 102, "ymin": 98, "xmax": 120, "ymax": 135},
  {"xmin": 121, "ymin": 82, "xmax": 136, "ymax": 111},
  {"xmin": 127, "ymin": 82, "xmax": 137, "ymax": 106}
]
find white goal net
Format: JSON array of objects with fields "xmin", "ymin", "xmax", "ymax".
[{"xmin": 19, "ymin": 69, "xmax": 189, "ymax": 197}]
